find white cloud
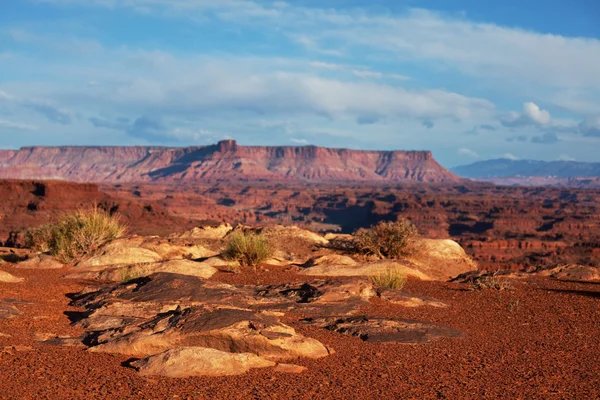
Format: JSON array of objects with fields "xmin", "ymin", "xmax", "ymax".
[
  {"xmin": 501, "ymin": 153, "xmax": 518, "ymax": 160},
  {"xmin": 31, "ymin": 1, "xmax": 600, "ymax": 113},
  {"xmin": 290, "ymin": 138, "xmax": 308, "ymax": 144},
  {"xmin": 557, "ymin": 154, "xmax": 576, "ymax": 161},
  {"xmin": 309, "ymin": 61, "xmax": 347, "ymax": 70},
  {"xmin": 458, "ymin": 147, "xmax": 480, "ymax": 159},
  {"xmin": 0, "ymin": 119, "xmax": 38, "ymax": 130},
  {"xmin": 501, "ymin": 102, "xmax": 551, "ymax": 127},
  {"xmin": 0, "ymin": 90, "xmax": 15, "ymax": 101}
]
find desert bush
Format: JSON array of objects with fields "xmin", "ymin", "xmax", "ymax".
[
  {"xmin": 24, "ymin": 224, "xmax": 55, "ymax": 253},
  {"xmin": 222, "ymin": 231, "xmax": 273, "ymax": 268},
  {"xmin": 24, "ymin": 205, "xmax": 126, "ymax": 263},
  {"xmin": 469, "ymin": 272, "xmax": 510, "ymax": 291},
  {"xmin": 353, "ymin": 219, "xmax": 419, "ymax": 259},
  {"xmin": 370, "ymin": 268, "xmax": 407, "ymax": 290}
]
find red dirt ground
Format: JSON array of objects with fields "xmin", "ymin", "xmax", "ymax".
[{"xmin": 1, "ymin": 265, "xmax": 599, "ymax": 399}]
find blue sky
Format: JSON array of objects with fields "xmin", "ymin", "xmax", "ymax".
[{"xmin": 0, "ymin": 0, "xmax": 599, "ymax": 167}]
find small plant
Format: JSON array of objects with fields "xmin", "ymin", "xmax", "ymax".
[
  {"xmin": 24, "ymin": 224, "xmax": 55, "ymax": 253},
  {"xmin": 24, "ymin": 205, "xmax": 126, "ymax": 263},
  {"xmin": 353, "ymin": 219, "xmax": 419, "ymax": 259},
  {"xmin": 469, "ymin": 272, "xmax": 510, "ymax": 291},
  {"xmin": 370, "ymin": 268, "xmax": 407, "ymax": 290},
  {"xmin": 222, "ymin": 231, "xmax": 273, "ymax": 268}
]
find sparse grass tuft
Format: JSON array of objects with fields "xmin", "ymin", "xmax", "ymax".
[
  {"xmin": 370, "ymin": 268, "xmax": 407, "ymax": 290},
  {"xmin": 24, "ymin": 205, "xmax": 126, "ymax": 263},
  {"xmin": 353, "ymin": 219, "xmax": 419, "ymax": 259},
  {"xmin": 222, "ymin": 231, "xmax": 273, "ymax": 268}
]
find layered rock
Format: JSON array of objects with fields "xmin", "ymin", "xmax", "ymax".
[{"xmin": 0, "ymin": 141, "xmax": 459, "ymax": 183}]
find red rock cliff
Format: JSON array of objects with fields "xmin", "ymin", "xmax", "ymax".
[{"xmin": 0, "ymin": 141, "xmax": 459, "ymax": 183}]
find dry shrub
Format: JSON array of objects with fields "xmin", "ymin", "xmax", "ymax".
[
  {"xmin": 370, "ymin": 268, "xmax": 407, "ymax": 290},
  {"xmin": 469, "ymin": 272, "xmax": 511, "ymax": 291},
  {"xmin": 353, "ymin": 219, "xmax": 419, "ymax": 259},
  {"xmin": 222, "ymin": 231, "xmax": 273, "ymax": 267},
  {"xmin": 24, "ymin": 205, "xmax": 126, "ymax": 263}
]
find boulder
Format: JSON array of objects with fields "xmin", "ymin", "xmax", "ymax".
[
  {"xmin": 131, "ymin": 347, "xmax": 275, "ymax": 377},
  {"xmin": 406, "ymin": 239, "xmax": 478, "ymax": 281}
]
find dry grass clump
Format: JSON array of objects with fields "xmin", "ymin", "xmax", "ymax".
[
  {"xmin": 370, "ymin": 268, "xmax": 407, "ymax": 290},
  {"xmin": 25, "ymin": 205, "xmax": 126, "ymax": 263},
  {"xmin": 222, "ymin": 231, "xmax": 273, "ymax": 268},
  {"xmin": 469, "ymin": 272, "xmax": 511, "ymax": 291},
  {"xmin": 353, "ymin": 219, "xmax": 419, "ymax": 259}
]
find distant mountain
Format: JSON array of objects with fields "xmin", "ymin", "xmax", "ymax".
[
  {"xmin": 451, "ymin": 159, "xmax": 600, "ymax": 188},
  {"xmin": 0, "ymin": 140, "xmax": 460, "ymax": 184},
  {"xmin": 452, "ymin": 159, "xmax": 600, "ymax": 178}
]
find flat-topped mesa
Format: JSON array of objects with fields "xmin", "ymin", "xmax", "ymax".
[{"xmin": 0, "ymin": 141, "xmax": 459, "ymax": 183}]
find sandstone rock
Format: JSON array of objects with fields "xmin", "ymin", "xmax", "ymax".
[
  {"xmin": 77, "ymin": 246, "xmax": 162, "ymax": 270},
  {"xmin": 0, "ymin": 270, "xmax": 24, "ymax": 283},
  {"xmin": 537, "ymin": 264, "xmax": 600, "ymax": 283},
  {"xmin": 178, "ymin": 224, "xmax": 233, "ymax": 240},
  {"xmin": 131, "ymin": 347, "xmax": 275, "ymax": 377},
  {"xmin": 89, "ymin": 306, "xmax": 330, "ymax": 360},
  {"xmin": 299, "ymin": 259, "xmax": 431, "ymax": 280},
  {"xmin": 305, "ymin": 316, "xmax": 465, "ymax": 343},
  {"xmin": 67, "ymin": 259, "xmax": 217, "ymax": 282},
  {"xmin": 263, "ymin": 226, "xmax": 329, "ymax": 245},
  {"xmin": 406, "ymin": 239, "xmax": 478, "ymax": 281},
  {"xmin": 138, "ymin": 241, "xmax": 217, "ymax": 260},
  {"xmin": 15, "ymin": 254, "xmax": 63, "ymax": 270}
]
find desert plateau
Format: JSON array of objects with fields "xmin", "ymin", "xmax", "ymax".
[{"xmin": 2, "ymin": 1, "xmax": 600, "ymax": 398}]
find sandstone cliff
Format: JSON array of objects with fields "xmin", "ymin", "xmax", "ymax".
[{"xmin": 0, "ymin": 141, "xmax": 459, "ymax": 184}]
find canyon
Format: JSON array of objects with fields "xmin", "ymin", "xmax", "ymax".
[{"xmin": 2, "ymin": 179, "xmax": 599, "ymax": 272}]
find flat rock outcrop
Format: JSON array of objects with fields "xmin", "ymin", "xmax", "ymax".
[
  {"xmin": 304, "ymin": 316, "xmax": 464, "ymax": 343},
  {"xmin": 68, "ymin": 273, "xmax": 460, "ymax": 377}
]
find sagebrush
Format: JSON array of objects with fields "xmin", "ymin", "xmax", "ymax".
[
  {"xmin": 370, "ymin": 268, "xmax": 407, "ymax": 290},
  {"xmin": 353, "ymin": 219, "xmax": 419, "ymax": 259},
  {"xmin": 25, "ymin": 205, "xmax": 126, "ymax": 263},
  {"xmin": 222, "ymin": 231, "xmax": 273, "ymax": 267}
]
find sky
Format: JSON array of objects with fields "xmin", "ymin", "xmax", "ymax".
[{"xmin": 1, "ymin": 0, "xmax": 599, "ymax": 167}]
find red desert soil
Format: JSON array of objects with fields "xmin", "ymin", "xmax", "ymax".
[{"xmin": 1, "ymin": 266, "xmax": 599, "ymax": 399}]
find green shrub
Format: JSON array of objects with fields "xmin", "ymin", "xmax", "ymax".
[
  {"xmin": 24, "ymin": 205, "xmax": 126, "ymax": 263},
  {"xmin": 222, "ymin": 231, "xmax": 273, "ymax": 268},
  {"xmin": 353, "ymin": 219, "xmax": 419, "ymax": 259},
  {"xmin": 370, "ymin": 268, "xmax": 407, "ymax": 290}
]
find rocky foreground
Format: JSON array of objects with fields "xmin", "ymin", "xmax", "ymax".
[{"xmin": 1, "ymin": 225, "xmax": 599, "ymax": 399}]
